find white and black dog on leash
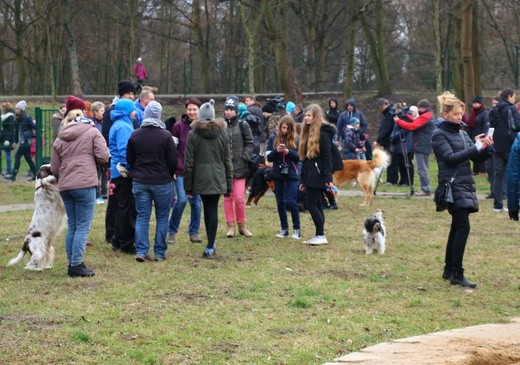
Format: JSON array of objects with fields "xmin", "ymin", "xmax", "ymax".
[
  {"xmin": 7, "ymin": 164, "xmax": 66, "ymax": 270},
  {"xmin": 363, "ymin": 209, "xmax": 386, "ymax": 254}
]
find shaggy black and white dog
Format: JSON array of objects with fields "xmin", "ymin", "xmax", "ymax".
[
  {"xmin": 363, "ymin": 209, "xmax": 386, "ymax": 254},
  {"xmin": 8, "ymin": 164, "xmax": 66, "ymax": 270}
]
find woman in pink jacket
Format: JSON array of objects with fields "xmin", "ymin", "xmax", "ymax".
[{"xmin": 51, "ymin": 96, "xmax": 109, "ymax": 278}]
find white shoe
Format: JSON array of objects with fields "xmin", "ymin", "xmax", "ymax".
[
  {"xmin": 96, "ymin": 197, "xmax": 104, "ymax": 205},
  {"xmin": 493, "ymin": 207, "xmax": 508, "ymax": 212},
  {"xmin": 276, "ymin": 229, "xmax": 289, "ymax": 238},
  {"xmin": 303, "ymin": 235, "xmax": 328, "ymax": 245},
  {"xmin": 291, "ymin": 229, "xmax": 301, "ymax": 240}
]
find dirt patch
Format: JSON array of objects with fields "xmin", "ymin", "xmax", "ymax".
[{"xmin": 324, "ymin": 318, "xmax": 520, "ymax": 365}]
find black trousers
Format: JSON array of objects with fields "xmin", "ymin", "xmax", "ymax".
[
  {"xmin": 13, "ymin": 144, "xmax": 36, "ymax": 176},
  {"xmin": 445, "ymin": 208, "xmax": 471, "ymax": 272},
  {"xmin": 110, "ymin": 177, "xmax": 136, "ymax": 252},
  {"xmin": 386, "ymin": 151, "xmax": 399, "ymax": 184},
  {"xmin": 305, "ymin": 187, "xmax": 325, "ymax": 236},
  {"xmin": 201, "ymin": 194, "xmax": 220, "ymax": 249}
]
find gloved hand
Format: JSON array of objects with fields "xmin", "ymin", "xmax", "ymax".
[
  {"xmin": 116, "ymin": 163, "xmax": 131, "ymax": 178},
  {"xmin": 509, "ymin": 210, "xmax": 519, "ymax": 221},
  {"xmin": 4, "ymin": 140, "xmax": 9, "ymax": 147}
]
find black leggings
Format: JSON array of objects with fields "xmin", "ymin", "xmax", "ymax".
[
  {"xmin": 201, "ymin": 194, "xmax": 220, "ymax": 249},
  {"xmin": 305, "ymin": 187, "xmax": 325, "ymax": 236},
  {"xmin": 446, "ymin": 208, "xmax": 471, "ymax": 272}
]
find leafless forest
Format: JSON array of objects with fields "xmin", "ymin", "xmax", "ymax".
[{"xmin": 1, "ymin": 0, "xmax": 520, "ymax": 105}]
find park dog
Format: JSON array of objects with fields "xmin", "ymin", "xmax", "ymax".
[
  {"xmin": 332, "ymin": 148, "xmax": 390, "ymax": 206},
  {"xmin": 7, "ymin": 164, "xmax": 66, "ymax": 270},
  {"xmin": 363, "ymin": 209, "xmax": 386, "ymax": 254},
  {"xmin": 246, "ymin": 165, "xmax": 275, "ymax": 207}
]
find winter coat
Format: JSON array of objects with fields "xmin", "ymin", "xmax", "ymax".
[
  {"xmin": 432, "ymin": 121, "xmax": 481, "ymax": 214},
  {"xmin": 51, "ymin": 121, "xmax": 109, "ymax": 192},
  {"xmin": 126, "ymin": 120, "xmax": 177, "ymax": 185},
  {"xmin": 184, "ymin": 118, "xmax": 233, "ymax": 195},
  {"xmin": 394, "ymin": 109, "xmax": 435, "ymax": 155},
  {"xmin": 391, "ymin": 124, "xmax": 413, "ymax": 154},
  {"xmin": 325, "ymin": 98, "xmax": 340, "ymax": 125},
  {"xmin": 109, "ymin": 112, "xmax": 134, "ymax": 179},
  {"xmin": 468, "ymin": 107, "xmax": 489, "ymax": 141},
  {"xmin": 376, "ymin": 104, "xmax": 395, "ymax": 149},
  {"xmin": 224, "ymin": 115, "xmax": 254, "ymax": 179},
  {"xmin": 171, "ymin": 115, "xmax": 193, "ymax": 176},
  {"xmin": 266, "ymin": 133, "xmax": 300, "ymax": 180},
  {"xmin": 133, "ymin": 63, "xmax": 148, "ymax": 80},
  {"xmin": 16, "ymin": 112, "xmax": 35, "ymax": 146},
  {"xmin": 341, "ymin": 126, "xmax": 363, "ymax": 156},
  {"xmin": 507, "ymin": 133, "xmax": 520, "ymax": 212},
  {"xmin": 337, "ymin": 103, "xmax": 368, "ymax": 139},
  {"xmin": 1, "ymin": 110, "xmax": 16, "ymax": 150},
  {"xmin": 489, "ymin": 98, "xmax": 520, "ymax": 153},
  {"xmin": 300, "ymin": 123, "xmax": 335, "ymax": 189}
]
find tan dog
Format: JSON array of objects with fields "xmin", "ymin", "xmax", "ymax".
[{"xmin": 333, "ymin": 148, "xmax": 390, "ymax": 206}]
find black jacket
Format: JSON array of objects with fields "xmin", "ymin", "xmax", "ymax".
[
  {"xmin": 432, "ymin": 121, "xmax": 480, "ymax": 213},
  {"xmin": 489, "ymin": 99, "xmax": 520, "ymax": 153},
  {"xmin": 266, "ymin": 133, "xmax": 300, "ymax": 181},
  {"xmin": 376, "ymin": 105, "xmax": 395, "ymax": 149},
  {"xmin": 300, "ymin": 123, "xmax": 335, "ymax": 189}
]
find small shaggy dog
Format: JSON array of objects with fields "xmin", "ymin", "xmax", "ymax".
[
  {"xmin": 363, "ymin": 209, "xmax": 386, "ymax": 254},
  {"xmin": 332, "ymin": 148, "xmax": 390, "ymax": 206},
  {"xmin": 7, "ymin": 164, "xmax": 66, "ymax": 270}
]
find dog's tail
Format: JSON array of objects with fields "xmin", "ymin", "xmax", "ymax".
[
  {"xmin": 7, "ymin": 250, "xmax": 26, "ymax": 266},
  {"xmin": 369, "ymin": 148, "xmax": 390, "ymax": 170}
]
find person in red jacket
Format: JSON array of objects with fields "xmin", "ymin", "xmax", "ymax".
[{"xmin": 393, "ymin": 99, "xmax": 436, "ymax": 196}]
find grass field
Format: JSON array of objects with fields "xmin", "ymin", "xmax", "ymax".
[{"xmin": 0, "ymin": 168, "xmax": 519, "ymax": 365}]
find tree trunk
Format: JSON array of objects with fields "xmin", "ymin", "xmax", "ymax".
[
  {"xmin": 65, "ymin": 0, "xmax": 82, "ymax": 96},
  {"xmin": 240, "ymin": 1, "xmax": 262, "ymax": 94},
  {"xmin": 460, "ymin": 0, "xmax": 474, "ymax": 105},
  {"xmin": 472, "ymin": 1, "xmax": 482, "ymax": 97},
  {"xmin": 434, "ymin": 0, "xmax": 442, "ymax": 97},
  {"xmin": 343, "ymin": 1, "xmax": 356, "ymax": 97},
  {"xmin": 193, "ymin": 0, "xmax": 210, "ymax": 93}
]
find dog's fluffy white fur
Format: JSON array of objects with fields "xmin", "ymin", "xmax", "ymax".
[
  {"xmin": 363, "ymin": 209, "xmax": 386, "ymax": 254},
  {"xmin": 7, "ymin": 165, "xmax": 66, "ymax": 270}
]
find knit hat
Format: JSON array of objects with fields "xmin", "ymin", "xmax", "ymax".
[
  {"xmin": 185, "ymin": 96, "xmax": 202, "ymax": 108},
  {"xmin": 346, "ymin": 98, "xmax": 356, "ymax": 107},
  {"xmin": 65, "ymin": 95, "xmax": 86, "ymax": 112},
  {"xmin": 472, "ymin": 96, "xmax": 483, "ymax": 104},
  {"xmin": 349, "ymin": 117, "xmax": 360, "ymax": 126},
  {"xmin": 144, "ymin": 101, "xmax": 162, "ymax": 119},
  {"xmin": 238, "ymin": 103, "xmax": 249, "ymax": 119},
  {"xmin": 15, "ymin": 100, "xmax": 27, "ymax": 111},
  {"xmin": 117, "ymin": 79, "xmax": 137, "ymax": 97},
  {"xmin": 199, "ymin": 99, "xmax": 215, "ymax": 120},
  {"xmin": 286, "ymin": 101, "xmax": 296, "ymax": 114},
  {"xmin": 262, "ymin": 103, "xmax": 277, "ymax": 114},
  {"xmin": 114, "ymin": 98, "xmax": 136, "ymax": 115},
  {"xmin": 224, "ymin": 97, "xmax": 238, "ymax": 112},
  {"xmin": 137, "ymin": 57, "xmax": 142, "ymax": 62},
  {"xmin": 418, "ymin": 99, "xmax": 431, "ymax": 108}
]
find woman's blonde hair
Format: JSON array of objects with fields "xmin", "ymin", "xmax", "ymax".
[
  {"xmin": 437, "ymin": 91, "xmax": 465, "ymax": 115},
  {"xmin": 63, "ymin": 109, "xmax": 84, "ymax": 127},
  {"xmin": 274, "ymin": 115, "xmax": 297, "ymax": 149},
  {"xmin": 298, "ymin": 104, "xmax": 325, "ymax": 160}
]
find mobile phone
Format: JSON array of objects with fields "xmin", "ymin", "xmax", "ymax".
[
  {"xmin": 487, "ymin": 128, "xmax": 494, "ymax": 137},
  {"xmin": 279, "ymin": 144, "xmax": 286, "ymax": 148}
]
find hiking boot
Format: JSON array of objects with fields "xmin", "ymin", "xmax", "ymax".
[
  {"xmin": 276, "ymin": 229, "xmax": 289, "ymax": 238},
  {"xmin": 167, "ymin": 232, "xmax": 176, "ymax": 244},
  {"xmin": 135, "ymin": 255, "xmax": 153, "ymax": 262},
  {"xmin": 68, "ymin": 263, "xmax": 95, "ymax": 278},
  {"xmin": 190, "ymin": 234, "xmax": 202, "ymax": 243}
]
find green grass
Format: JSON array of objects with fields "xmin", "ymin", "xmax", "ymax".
[{"xmin": 0, "ymin": 164, "xmax": 519, "ymax": 365}]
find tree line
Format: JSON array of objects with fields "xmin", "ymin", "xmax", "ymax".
[{"xmin": 1, "ymin": 0, "xmax": 520, "ymax": 107}]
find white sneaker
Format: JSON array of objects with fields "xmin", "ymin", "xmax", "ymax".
[
  {"xmin": 493, "ymin": 207, "xmax": 508, "ymax": 212},
  {"xmin": 291, "ymin": 229, "xmax": 301, "ymax": 240},
  {"xmin": 96, "ymin": 197, "xmax": 104, "ymax": 205},
  {"xmin": 276, "ymin": 229, "xmax": 289, "ymax": 238},
  {"xmin": 303, "ymin": 235, "xmax": 328, "ymax": 245}
]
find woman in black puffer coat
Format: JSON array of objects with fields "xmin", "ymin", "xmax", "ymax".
[{"xmin": 432, "ymin": 92, "xmax": 494, "ymax": 289}]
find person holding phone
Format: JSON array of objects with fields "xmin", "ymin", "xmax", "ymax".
[
  {"xmin": 266, "ymin": 115, "xmax": 301, "ymax": 239},
  {"xmin": 298, "ymin": 104, "xmax": 336, "ymax": 245},
  {"xmin": 432, "ymin": 91, "xmax": 493, "ymax": 288}
]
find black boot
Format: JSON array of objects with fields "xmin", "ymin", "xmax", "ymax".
[
  {"xmin": 442, "ymin": 266, "xmax": 453, "ymax": 280},
  {"xmin": 449, "ymin": 269, "xmax": 476, "ymax": 288},
  {"xmin": 68, "ymin": 263, "xmax": 95, "ymax": 278},
  {"xmin": 9, "ymin": 169, "xmax": 17, "ymax": 181}
]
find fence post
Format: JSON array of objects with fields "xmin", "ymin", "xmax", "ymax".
[{"xmin": 35, "ymin": 107, "xmax": 43, "ymax": 168}]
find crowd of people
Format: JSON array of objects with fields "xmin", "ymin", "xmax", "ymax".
[{"xmin": 5, "ymin": 80, "xmax": 520, "ymax": 286}]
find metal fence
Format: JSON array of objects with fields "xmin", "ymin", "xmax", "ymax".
[{"xmin": 34, "ymin": 107, "xmax": 57, "ymax": 168}]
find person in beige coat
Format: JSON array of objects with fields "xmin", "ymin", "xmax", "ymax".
[{"xmin": 51, "ymin": 96, "xmax": 109, "ymax": 277}]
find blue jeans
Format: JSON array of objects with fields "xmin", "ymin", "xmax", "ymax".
[
  {"xmin": 133, "ymin": 181, "xmax": 173, "ymax": 258},
  {"xmin": 60, "ymin": 187, "xmax": 96, "ymax": 266},
  {"xmin": 168, "ymin": 176, "xmax": 201, "ymax": 235},
  {"xmin": 274, "ymin": 178, "xmax": 300, "ymax": 230},
  {"xmin": 3, "ymin": 149, "xmax": 12, "ymax": 174}
]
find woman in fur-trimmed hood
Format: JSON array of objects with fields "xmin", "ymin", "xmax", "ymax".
[{"xmin": 184, "ymin": 99, "xmax": 233, "ymax": 259}]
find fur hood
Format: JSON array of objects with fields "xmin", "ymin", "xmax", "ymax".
[
  {"xmin": 191, "ymin": 118, "xmax": 227, "ymax": 140},
  {"xmin": 321, "ymin": 122, "xmax": 337, "ymax": 138}
]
